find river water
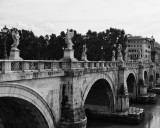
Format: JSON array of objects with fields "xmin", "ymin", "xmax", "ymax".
[{"xmin": 87, "ymin": 95, "xmax": 160, "ymax": 128}]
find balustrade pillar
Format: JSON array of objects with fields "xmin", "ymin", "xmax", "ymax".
[
  {"xmin": 2, "ymin": 60, "xmax": 11, "ymax": 73},
  {"xmin": 51, "ymin": 62, "xmax": 55, "ymax": 71},
  {"xmin": 22, "ymin": 61, "xmax": 29, "ymax": 71},
  {"xmin": 101, "ymin": 62, "xmax": 104, "ymax": 68},
  {"xmin": 96, "ymin": 62, "xmax": 99, "ymax": 68},
  {"xmin": 84, "ymin": 62, "xmax": 88, "ymax": 68},
  {"xmin": 38, "ymin": 61, "xmax": 44, "ymax": 72}
]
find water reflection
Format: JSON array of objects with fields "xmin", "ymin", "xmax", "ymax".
[{"xmin": 87, "ymin": 95, "xmax": 160, "ymax": 128}]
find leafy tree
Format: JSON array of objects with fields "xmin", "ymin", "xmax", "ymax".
[
  {"xmin": 18, "ymin": 29, "xmax": 38, "ymax": 60},
  {"xmin": 72, "ymin": 30, "xmax": 84, "ymax": 60},
  {"xmin": 0, "ymin": 26, "xmax": 127, "ymax": 61}
]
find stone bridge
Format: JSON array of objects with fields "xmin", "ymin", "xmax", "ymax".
[{"xmin": 0, "ymin": 58, "xmax": 159, "ymax": 128}]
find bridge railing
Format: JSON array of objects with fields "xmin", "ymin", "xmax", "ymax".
[
  {"xmin": 0, "ymin": 60, "xmax": 63, "ymax": 73},
  {"xmin": 62, "ymin": 61, "xmax": 119, "ymax": 70},
  {"xmin": 143, "ymin": 61, "xmax": 152, "ymax": 67},
  {"xmin": 0, "ymin": 59, "xmax": 144, "ymax": 73},
  {"xmin": 125, "ymin": 61, "xmax": 139, "ymax": 68}
]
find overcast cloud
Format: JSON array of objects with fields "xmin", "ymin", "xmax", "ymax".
[{"xmin": 0, "ymin": 0, "xmax": 160, "ymax": 42}]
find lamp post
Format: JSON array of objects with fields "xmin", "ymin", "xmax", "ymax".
[
  {"xmin": 101, "ymin": 46, "xmax": 104, "ymax": 61},
  {"xmin": 0, "ymin": 26, "xmax": 9, "ymax": 59}
]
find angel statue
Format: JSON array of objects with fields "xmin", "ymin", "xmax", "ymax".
[
  {"xmin": 117, "ymin": 44, "xmax": 122, "ymax": 56},
  {"xmin": 82, "ymin": 44, "xmax": 87, "ymax": 55},
  {"xmin": 112, "ymin": 50, "xmax": 115, "ymax": 61},
  {"xmin": 65, "ymin": 29, "xmax": 74, "ymax": 49},
  {"xmin": 11, "ymin": 28, "xmax": 20, "ymax": 49}
]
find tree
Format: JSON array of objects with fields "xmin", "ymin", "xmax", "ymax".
[
  {"xmin": 72, "ymin": 30, "xmax": 84, "ymax": 60},
  {"xmin": 18, "ymin": 29, "xmax": 38, "ymax": 60},
  {"xmin": 104, "ymin": 28, "xmax": 127, "ymax": 61},
  {"xmin": 0, "ymin": 26, "xmax": 127, "ymax": 61}
]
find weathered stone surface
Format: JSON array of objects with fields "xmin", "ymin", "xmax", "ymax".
[
  {"xmin": 59, "ymin": 117, "xmax": 87, "ymax": 128},
  {"xmin": 0, "ymin": 60, "xmax": 158, "ymax": 127}
]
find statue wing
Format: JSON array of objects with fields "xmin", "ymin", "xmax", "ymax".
[
  {"xmin": 12, "ymin": 31, "xmax": 16, "ymax": 40},
  {"xmin": 70, "ymin": 31, "xmax": 74, "ymax": 38}
]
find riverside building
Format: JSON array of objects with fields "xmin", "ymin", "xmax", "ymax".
[{"xmin": 126, "ymin": 35, "xmax": 154, "ymax": 61}]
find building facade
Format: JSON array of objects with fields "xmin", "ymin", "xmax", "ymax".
[
  {"xmin": 126, "ymin": 35, "xmax": 154, "ymax": 61},
  {"xmin": 152, "ymin": 41, "xmax": 160, "ymax": 62}
]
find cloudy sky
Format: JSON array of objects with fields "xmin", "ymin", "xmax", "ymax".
[{"xmin": 0, "ymin": 0, "xmax": 160, "ymax": 42}]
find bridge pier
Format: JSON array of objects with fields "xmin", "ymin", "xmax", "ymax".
[
  {"xmin": 147, "ymin": 63, "xmax": 160, "ymax": 96},
  {"xmin": 116, "ymin": 95, "xmax": 129, "ymax": 112},
  {"xmin": 59, "ymin": 76, "xmax": 87, "ymax": 128},
  {"xmin": 149, "ymin": 64, "xmax": 155, "ymax": 89},
  {"xmin": 117, "ymin": 62, "xmax": 129, "ymax": 112},
  {"xmin": 138, "ymin": 63, "xmax": 148, "ymax": 95},
  {"xmin": 59, "ymin": 117, "xmax": 87, "ymax": 128},
  {"xmin": 137, "ymin": 62, "xmax": 157, "ymax": 104}
]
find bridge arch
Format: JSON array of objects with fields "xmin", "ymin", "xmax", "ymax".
[
  {"xmin": 126, "ymin": 73, "xmax": 137, "ymax": 101},
  {"xmin": 83, "ymin": 74, "xmax": 115, "ymax": 113},
  {"xmin": 0, "ymin": 83, "xmax": 55, "ymax": 128},
  {"xmin": 144, "ymin": 70, "xmax": 149, "ymax": 87},
  {"xmin": 125, "ymin": 70, "xmax": 137, "ymax": 82},
  {"xmin": 156, "ymin": 72, "xmax": 160, "ymax": 82}
]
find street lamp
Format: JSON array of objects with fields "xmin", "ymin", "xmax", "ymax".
[
  {"xmin": 0, "ymin": 26, "xmax": 9, "ymax": 59},
  {"xmin": 101, "ymin": 46, "xmax": 104, "ymax": 61}
]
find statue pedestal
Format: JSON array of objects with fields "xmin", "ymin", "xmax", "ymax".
[
  {"xmin": 140, "ymin": 85, "xmax": 147, "ymax": 95},
  {"xmin": 81, "ymin": 54, "xmax": 88, "ymax": 61},
  {"xmin": 117, "ymin": 55, "xmax": 123, "ymax": 62},
  {"xmin": 9, "ymin": 48, "xmax": 22, "ymax": 60},
  {"xmin": 60, "ymin": 48, "xmax": 77, "ymax": 62},
  {"xmin": 112, "ymin": 57, "xmax": 115, "ymax": 61}
]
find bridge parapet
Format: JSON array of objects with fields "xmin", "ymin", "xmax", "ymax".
[
  {"xmin": 125, "ymin": 61, "xmax": 139, "ymax": 68},
  {"xmin": 0, "ymin": 60, "xmax": 144, "ymax": 74},
  {"xmin": 61, "ymin": 61, "xmax": 118, "ymax": 69},
  {"xmin": 0, "ymin": 59, "xmax": 153, "ymax": 79},
  {"xmin": 143, "ymin": 61, "xmax": 153, "ymax": 68},
  {"xmin": 0, "ymin": 60, "xmax": 63, "ymax": 73}
]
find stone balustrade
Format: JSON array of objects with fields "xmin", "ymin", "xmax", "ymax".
[
  {"xmin": 125, "ymin": 61, "xmax": 139, "ymax": 68},
  {"xmin": 0, "ymin": 60, "xmax": 63, "ymax": 73},
  {"xmin": 143, "ymin": 61, "xmax": 152, "ymax": 68},
  {"xmin": 0, "ymin": 60, "xmax": 155, "ymax": 74}
]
